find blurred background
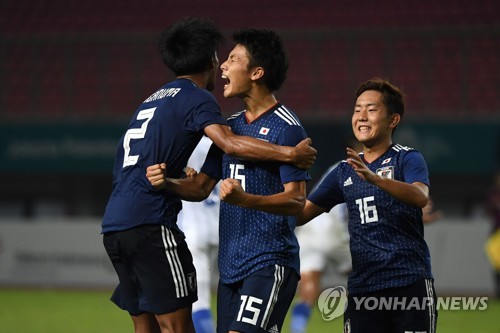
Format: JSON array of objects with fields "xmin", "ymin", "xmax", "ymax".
[{"xmin": 0, "ymin": 0, "xmax": 499, "ymax": 297}]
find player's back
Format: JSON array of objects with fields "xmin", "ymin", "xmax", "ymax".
[{"xmin": 102, "ymin": 78, "xmax": 224, "ymax": 233}]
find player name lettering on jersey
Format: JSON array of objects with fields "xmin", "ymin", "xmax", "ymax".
[{"xmin": 144, "ymin": 88, "xmax": 181, "ymax": 103}]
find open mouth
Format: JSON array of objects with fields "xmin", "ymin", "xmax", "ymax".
[
  {"xmin": 221, "ymin": 74, "xmax": 230, "ymax": 88},
  {"xmin": 358, "ymin": 125, "xmax": 371, "ymax": 132}
]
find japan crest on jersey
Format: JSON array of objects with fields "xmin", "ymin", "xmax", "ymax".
[
  {"xmin": 259, "ymin": 127, "xmax": 270, "ymax": 135},
  {"xmin": 376, "ymin": 166, "xmax": 394, "ymax": 179}
]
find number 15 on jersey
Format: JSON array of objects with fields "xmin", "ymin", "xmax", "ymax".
[{"xmin": 229, "ymin": 163, "xmax": 246, "ymax": 190}]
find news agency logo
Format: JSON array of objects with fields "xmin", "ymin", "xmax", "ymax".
[
  {"xmin": 318, "ymin": 286, "xmax": 489, "ymax": 321},
  {"xmin": 351, "ymin": 296, "xmax": 489, "ymax": 312},
  {"xmin": 317, "ymin": 286, "xmax": 348, "ymax": 320}
]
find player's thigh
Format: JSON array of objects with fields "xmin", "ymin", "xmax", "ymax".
[
  {"xmin": 344, "ymin": 293, "xmax": 390, "ymax": 333},
  {"xmin": 129, "ymin": 224, "xmax": 198, "ymax": 314},
  {"xmin": 217, "ymin": 280, "xmax": 243, "ymax": 333},
  {"xmin": 103, "ymin": 229, "xmax": 144, "ymax": 314},
  {"xmin": 141, "ymin": 225, "xmax": 197, "ymax": 313},
  {"xmin": 219, "ymin": 265, "xmax": 299, "ymax": 333},
  {"xmin": 391, "ymin": 279, "xmax": 437, "ymax": 333},
  {"xmin": 345, "ymin": 279, "xmax": 437, "ymax": 333}
]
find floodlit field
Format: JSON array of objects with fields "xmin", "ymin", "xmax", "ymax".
[{"xmin": 0, "ymin": 289, "xmax": 499, "ymax": 333}]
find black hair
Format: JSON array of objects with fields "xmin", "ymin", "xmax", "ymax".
[
  {"xmin": 232, "ymin": 28, "xmax": 288, "ymax": 92},
  {"xmin": 355, "ymin": 77, "xmax": 405, "ymax": 119},
  {"xmin": 158, "ymin": 17, "xmax": 225, "ymax": 76}
]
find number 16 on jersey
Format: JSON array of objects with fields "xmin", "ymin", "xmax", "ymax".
[{"xmin": 355, "ymin": 196, "xmax": 379, "ymax": 224}]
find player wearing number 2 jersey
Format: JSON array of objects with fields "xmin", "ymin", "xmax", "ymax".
[
  {"xmin": 101, "ymin": 18, "xmax": 316, "ymax": 333},
  {"xmin": 297, "ymin": 78, "xmax": 437, "ymax": 333}
]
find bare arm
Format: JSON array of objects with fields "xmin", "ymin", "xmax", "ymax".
[
  {"xmin": 146, "ymin": 163, "xmax": 217, "ymax": 202},
  {"xmin": 296, "ymin": 199, "xmax": 327, "ymax": 226},
  {"xmin": 346, "ymin": 147, "xmax": 429, "ymax": 208},
  {"xmin": 204, "ymin": 124, "xmax": 316, "ymax": 169},
  {"xmin": 220, "ymin": 179, "xmax": 306, "ymax": 216},
  {"xmin": 422, "ymin": 196, "xmax": 443, "ymax": 224}
]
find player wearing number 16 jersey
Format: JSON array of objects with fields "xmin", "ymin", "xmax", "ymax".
[
  {"xmin": 101, "ymin": 18, "xmax": 316, "ymax": 333},
  {"xmin": 297, "ymin": 78, "xmax": 437, "ymax": 333}
]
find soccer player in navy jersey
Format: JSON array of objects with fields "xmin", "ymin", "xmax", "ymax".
[
  {"xmin": 296, "ymin": 78, "xmax": 437, "ymax": 333},
  {"xmin": 101, "ymin": 18, "xmax": 316, "ymax": 333},
  {"xmin": 146, "ymin": 28, "xmax": 310, "ymax": 333}
]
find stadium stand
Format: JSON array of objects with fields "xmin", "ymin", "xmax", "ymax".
[{"xmin": 0, "ymin": 0, "xmax": 498, "ymax": 218}]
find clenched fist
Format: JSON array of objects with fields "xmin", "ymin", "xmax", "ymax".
[
  {"xmin": 220, "ymin": 178, "xmax": 246, "ymax": 206},
  {"xmin": 146, "ymin": 163, "xmax": 167, "ymax": 190}
]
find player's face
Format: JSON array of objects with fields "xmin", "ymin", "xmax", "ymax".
[
  {"xmin": 220, "ymin": 44, "xmax": 254, "ymax": 98},
  {"xmin": 206, "ymin": 52, "xmax": 219, "ymax": 92},
  {"xmin": 352, "ymin": 90, "xmax": 396, "ymax": 147}
]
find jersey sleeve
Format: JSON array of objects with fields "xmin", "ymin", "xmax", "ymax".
[
  {"xmin": 400, "ymin": 150, "xmax": 430, "ymax": 186},
  {"xmin": 200, "ymin": 142, "xmax": 223, "ymax": 181},
  {"xmin": 188, "ymin": 96, "xmax": 228, "ymax": 132},
  {"xmin": 307, "ymin": 166, "xmax": 344, "ymax": 211},
  {"xmin": 277, "ymin": 126, "xmax": 312, "ymax": 184}
]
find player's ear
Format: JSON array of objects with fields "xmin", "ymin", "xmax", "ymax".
[
  {"xmin": 251, "ymin": 67, "xmax": 264, "ymax": 81},
  {"xmin": 389, "ymin": 113, "xmax": 401, "ymax": 128}
]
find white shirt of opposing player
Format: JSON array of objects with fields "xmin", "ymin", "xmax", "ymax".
[{"xmin": 178, "ymin": 135, "xmax": 220, "ymax": 247}]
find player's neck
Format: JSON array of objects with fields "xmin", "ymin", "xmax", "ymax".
[
  {"xmin": 177, "ymin": 74, "xmax": 204, "ymax": 89},
  {"xmin": 362, "ymin": 140, "xmax": 393, "ymax": 163},
  {"xmin": 243, "ymin": 91, "xmax": 277, "ymax": 122}
]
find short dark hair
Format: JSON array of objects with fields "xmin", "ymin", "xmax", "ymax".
[
  {"xmin": 232, "ymin": 28, "xmax": 288, "ymax": 92},
  {"xmin": 355, "ymin": 78, "xmax": 405, "ymax": 119},
  {"xmin": 158, "ymin": 17, "xmax": 225, "ymax": 76}
]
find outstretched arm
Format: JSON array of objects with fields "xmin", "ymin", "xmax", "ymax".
[
  {"xmin": 296, "ymin": 200, "xmax": 327, "ymax": 226},
  {"xmin": 146, "ymin": 163, "xmax": 217, "ymax": 202},
  {"xmin": 346, "ymin": 147, "xmax": 429, "ymax": 208},
  {"xmin": 422, "ymin": 197, "xmax": 443, "ymax": 224},
  {"xmin": 220, "ymin": 179, "xmax": 306, "ymax": 216},
  {"xmin": 204, "ymin": 124, "xmax": 316, "ymax": 169}
]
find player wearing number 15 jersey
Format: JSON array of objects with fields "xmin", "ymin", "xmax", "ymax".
[
  {"xmin": 297, "ymin": 78, "xmax": 437, "ymax": 333},
  {"xmin": 212, "ymin": 29, "xmax": 311, "ymax": 333},
  {"xmin": 201, "ymin": 101, "xmax": 311, "ymax": 333},
  {"xmin": 101, "ymin": 18, "xmax": 316, "ymax": 333}
]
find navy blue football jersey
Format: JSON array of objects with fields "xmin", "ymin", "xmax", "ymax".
[
  {"xmin": 102, "ymin": 78, "xmax": 227, "ymax": 233},
  {"xmin": 202, "ymin": 103, "xmax": 311, "ymax": 283},
  {"xmin": 308, "ymin": 144, "xmax": 433, "ymax": 294}
]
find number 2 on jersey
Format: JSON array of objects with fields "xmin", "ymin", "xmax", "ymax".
[{"xmin": 122, "ymin": 107, "xmax": 156, "ymax": 168}]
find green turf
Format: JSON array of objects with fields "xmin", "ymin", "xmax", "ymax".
[{"xmin": 0, "ymin": 289, "xmax": 499, "ymax": 333}]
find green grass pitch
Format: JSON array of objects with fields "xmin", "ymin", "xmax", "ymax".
[{"xmin": 0, "ymin": 289, "xmax": 499, "ymax": 332}]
